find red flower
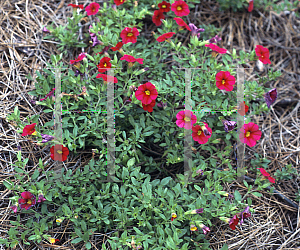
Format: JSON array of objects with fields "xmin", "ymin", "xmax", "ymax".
[
  {"xmin": 258, "ymin": 168, "xmax": 270, "ymax": 177},
  {"xmin": 192, "ymin": 123, "xmax": 212, "ymax": 144},
  {"xmin": 229, "ymin": 215, "xmax": 239, "ymax": 230},
  {"xmin": 239, "ymin": 122, "xmax": 262, "ymax": 147},
  {"xmin": 18, "ymin": 191, "xmax": 36, "ymax": 211},
  {"xmin": 174, "ymin": 17, "xmax": 191, "ymax": 31},
  {"xmin": 158, "ymin": 1, "xmax": 171, "ymax": 12},
  {"xmin": 152, "ymin": 10, "xmax": 165, "ymax": 26},
  {"xmin": 120, "ymin": 27, "xmax": 139, "ymax": 44},
  {"xmin": 111, "ymin": 42, "xmax": 123, "ymax": 51},
  {"xmin": 120, "ymin": 54, "xmax": 144, "ymax": 65},
  {"xmin": 205, "ymin": 43, "xmax": 227, "ymax": 54},
  {"xmin": 85, "ymin": 2, "xmax": 100, "ymax": 16},
  {"xmin": 114, "ymin": 0, "xmax": 126, "ymax": 6},
  {"xmin": 50, "ymin": 144, "xmax": 69, "ymax": 162},
  {"xmin": 268, "ymin": 176, "xmax": 275, "ymax": 183},
  {"xmin": 70, "ymin": 53, "xmax": 87, "ymax": 65},
  {"xmin": 176, "ymin": 110, "xmax": 197, "ymax": 130},
  {"xmin": 97, "ymin": 57, "xmax": 112, "ymax": 73},
  {"xmin": 255, "ymin": 45, "xmax": 271, "ymax": 64},
  {"xmin": 142, "ymin": 99, "xmax": 156, "ymax": 112},
  {"xmin": 68, "ymin": 4, "xmax": 84, "ymax": 9},
  {"xmin": 237, "ymin": 101, "xmax": 249, "ymax": 116},
  {"xmin": 96, "ymin": 74, "xmax": 118, "ymax": 83},
  {"xmin": 135, "ymin": 82, "xmax": 158, "ymax": 105},
  {"xmin": 171, "ymin": 0, "xmax": 190, "ymax": 16},
  {"xmin": 156, "ymin": 32, "xmax": 176, "ymax": 42},
  {"xmin": 215, "ymin": 71, "xmax": 235, "ymax": 92},
  {"xmin": 258, "ymin": 168, "xmax": 276, "ymax": 183},
  {"xmin": 248, "ymin": 0, "xmax": 254, "ymax": 12},
  {"xmin": 22, "ymin": 123, "xmax": 37, "ymax": 136}
]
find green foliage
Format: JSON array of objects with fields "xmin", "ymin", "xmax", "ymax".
[
  {"xmin": 216, "ymin": 0, "xmax": 299, "ymax": 14},
  {"xmin": 274, "ymin": 164, "xmax": 298, "ymax": 180}
]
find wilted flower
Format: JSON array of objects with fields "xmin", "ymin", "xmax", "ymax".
[
  {"xmin": 209, "ymin": 35, "xmax": 222, "ymax": 44},
  {"xmin": 10, "ymin": 203, "xmax": 18, "ymax": 213},
  {"xmin": 188, "ymin": 23, "xmax": 205, "ymax": 38},
  {"xmin": 185, "ymin": 208, "xmax": 204, "ymax": 215},
  {"xmin": 264, "ymin": 88, "xmax": 277, "ymax": 108},
  {"xmin": 37, "ymin": 192, "xmax": 47, "ymax": 203},
  {"xmin": 40, "ymin": 134, "xmax": 54, "ymax": 143},
  {"xmin": 40, "ymin": 88, "xmax": 55, "ymax": 101},
  {"xmin": 171, "ymin": 213, "xmax": 177, "ymax": 221},
  {"xmin": 237, "ymin": 206, "xmax": 251, "ymax": 225},
  {"xmin": 42, "ymin": 26, "xmax": 50, "ymax": 33},
  {"xmin": 190, "ymin": 224, "xmax": 198, "ymax": 231},
  {"xmin": 222, "ymin": 120, "xmax": 237, "ymax": 132},
  {"xmin": 196, "ymin": 169, "xmax": 204, "ymax": 176},
  {"xmin": 198, "ymin": 223, "xmax": 210, "ymax": 234},
  {"xmin": 229, "ymin": 215, "xmax": 239, "ymax": 230}
]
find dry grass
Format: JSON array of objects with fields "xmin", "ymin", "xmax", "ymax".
[{"xmin": 1, "ymin": 0, "xmax": 300, "ymax": 249}]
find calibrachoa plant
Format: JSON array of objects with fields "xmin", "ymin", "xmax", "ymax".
[{"xmin": 5, "ymin": 0, "xmax": 282, "ymax": 249}]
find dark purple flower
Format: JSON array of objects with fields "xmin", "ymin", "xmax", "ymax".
[
  {"xmin": 209, "ymin": 35, "xmax": 222, "ymax": 44},
  {"xmin": 144, "ymin": 67, "xmax": 149, "ymax": 72},
  {"xmin": 42, "ymin": 27, "xmax": 50, "ymax": 33},
  {"xmin": 91, "ymin": 36, "xmax": 103, "ymax": 47},
  {"xmin": 111, "ymin": 4, "xmax": 117, "ymax": 11},
  {"xmin": 17, "ymin": 145, "xmax": 21, "ymax": 151},
  {"xmin": 188, "ymin": 23, "xmax": 205, "ymax": 38},
  {"xmin": 237, "ymin": 206, "xmax": 251, "ymax": 225},
  {"xmin": 222, "ymin": 120, "xmax": 237, "ymax": 133},
  {"xmin": 30, "ymin": 100, "xmax": 36, "ymax": 105},
  {"xmin": 74, "ymin": 69, "xmax": 84, "ymax": 77},
  {"xmin": 264, "ymin": 88, "xmax": 277, "ymax": 108},
  {"xmin": 41, "ymin": 134, "xmax": 54, "ymax": 143}
]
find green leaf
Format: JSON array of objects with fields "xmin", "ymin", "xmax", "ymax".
[
  {"xmin": 127, "ymin": 158, "xmax": 135, "ymax": 167},
  {"xmin": 252, "ymin": 192, "xmax": 262, "ymax": 197},
  {"xmin": 31, "ymin": 169, "xmax": 40, "ymax": 180},
  {"xmin": 234, "ymin": 190, "xmax": 241, "ymax": 201},
  {"xmin": 161, "ymin": 177, "xmax": 171, "ymax": 186},
  {"xmin": 220, "ymin": 243, "xmax": 228, "ymax": 250},
  {"xmin": 3, "ymin": 179, "xmax": 13, "ymax": 190},
  {"xmin": 71, "ymin": 238, "xmax": 83, "ymax": 244}
]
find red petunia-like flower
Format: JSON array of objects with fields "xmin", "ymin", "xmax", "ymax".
[
  {"xmin": 97, "ymin": 57, "xmax": 112, "ymax": 73},
  {"xmin": 258, "ymin": 168, "xmax": 276, "ymax": 183},
  {"xmin": 215, "ymin": 71, "xmax": 235, "ymax": 92},
  {"xmin": 96, "ymin": 74, "xmax": 118, "ymax": 83},
  {"xmin": 171, "ymin": 0, "xmax": 190, "ymax": 16},
  {"xmin": 114, "ymin": 0, "xmax": 126, "ymax": 6},
  {"xmin": 18, "ymin": 191, "xmax": 36, "ymax": 211},
  {"xmin": 205, "ymin": 43, "xmax": 227, "ymax": 54},
  {"xmin": 158, "ymin": 1, "xmax": 171, "ymax": 12},
  {"xmin": 85, "ymin": 2, "xmax": 100, "ymax": 16},
  {"xmin": 135, "ymin": 82, "xmax": 158, "ymax": 105},
  {"xmin": 229, "ymin": 215, "xmax": 239, "ymax": 230},
  {"xmin": 70, "ymin": 53, "xmax": 87, "ymax": 65},
  {"xmin": 50, "ymin": 144, "xmax": 69, "ymax": 162},
  {"xmin": 111, "ymin": 42, "xmax": 123, "ymax": 51},
  {"xmin": 22, "ymin": 123, "xmax": 37, "ymax": 136},
  {"xmin": 68, "ymin": 4, "xmax": 84, "ymax": 9},
  {"xmin": 192, "ymin": 123, "xmax": 212, "ymax": 144},
  {"xmin": 120, "ymin": 54, "xmax": 143, "ymax": 64},
  {"xmin": 120, "ymin": 27, "xmax": 139, "ymax": 44},
  {"xmin": 157, "ymin": 32, "xmax": 176, "ymax": 42},
  {"xmin": 255, "ymin": 45, "xmax": 271, "ymax": 64},
  {"xmin": 237, "ymin": 101, "xmax": 249, "ymax": 116},
  {"xmin": 248, "ymin": 0, "xmax": 254, "ymax": 12},
  {"xmin": 142, "ymin": 99, "xmax": 156, "ymax": 112},
  {"xmin": 174, "ymin": 17, "xmax": 191, "ymax": 31},
  {"xmin": 239, "ymin": 122, "xmax": 262, "ymax": 147},
  {"xmin": 152, "ymin": 10, "xmax": 165, "ymax": 26},
  {"xmin": 176, "ymin": 110, "xmax": 197, "ymax": 130}
]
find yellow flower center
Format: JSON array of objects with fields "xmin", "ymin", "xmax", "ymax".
[
  {"xmin": 120, "ymin": 0, "xmax": 123, "ymax": 2},
  {"xmin": 162, "ymin": 4, "xmax": 166, "ymax": 8},
  {"xmin": 57, "ymin": 150, "xmax": 63, "ymax": 154},
  {"xmin": 104, "ymin": 63, "xmax": 107, "ymax": 67},
  {"xmin": 145, "ymin": 90, "xmax": 150, "ymax": 95},
  {"xmin": 184, "ymin": 117, "xmax": 190, "ymax": 122},
  {"xmin": 50, "ymin": 238, "xmax": 56, "ymax": 244},
  {"xmin": 27, "ymin": 200, "xmax": 32, "ymax": 204},
  {"xmin": 172, "ymin": 213, "xmax": 177, "ymax": 218},
  {"xmin": 128, "ymin": 62, "xmax": 134, "ymax": 68},
  {"xmin": 245, "ymin": 132, "xmax": 251, "ymax": 137},
  {"xmin": 222, "ymin": 80, "xmax": 226, "ymax": 85},
  {"xmin": 197, "ymin": 131, "xmax": 202, "ymax": 136},
  {"xmin": 177, "ymin": 6, "xmax": 182, "ymax": 10},
  {"xmin": 92, "ymin": 7, "xmax": 95, "ymax": 12},
  {"xmin": 127, "ymin": 32, "xmax": 133, "ymax": 37},
  {"xmin": 190, "ymin": 226, "xmax": 198, "ymax": 231}
]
